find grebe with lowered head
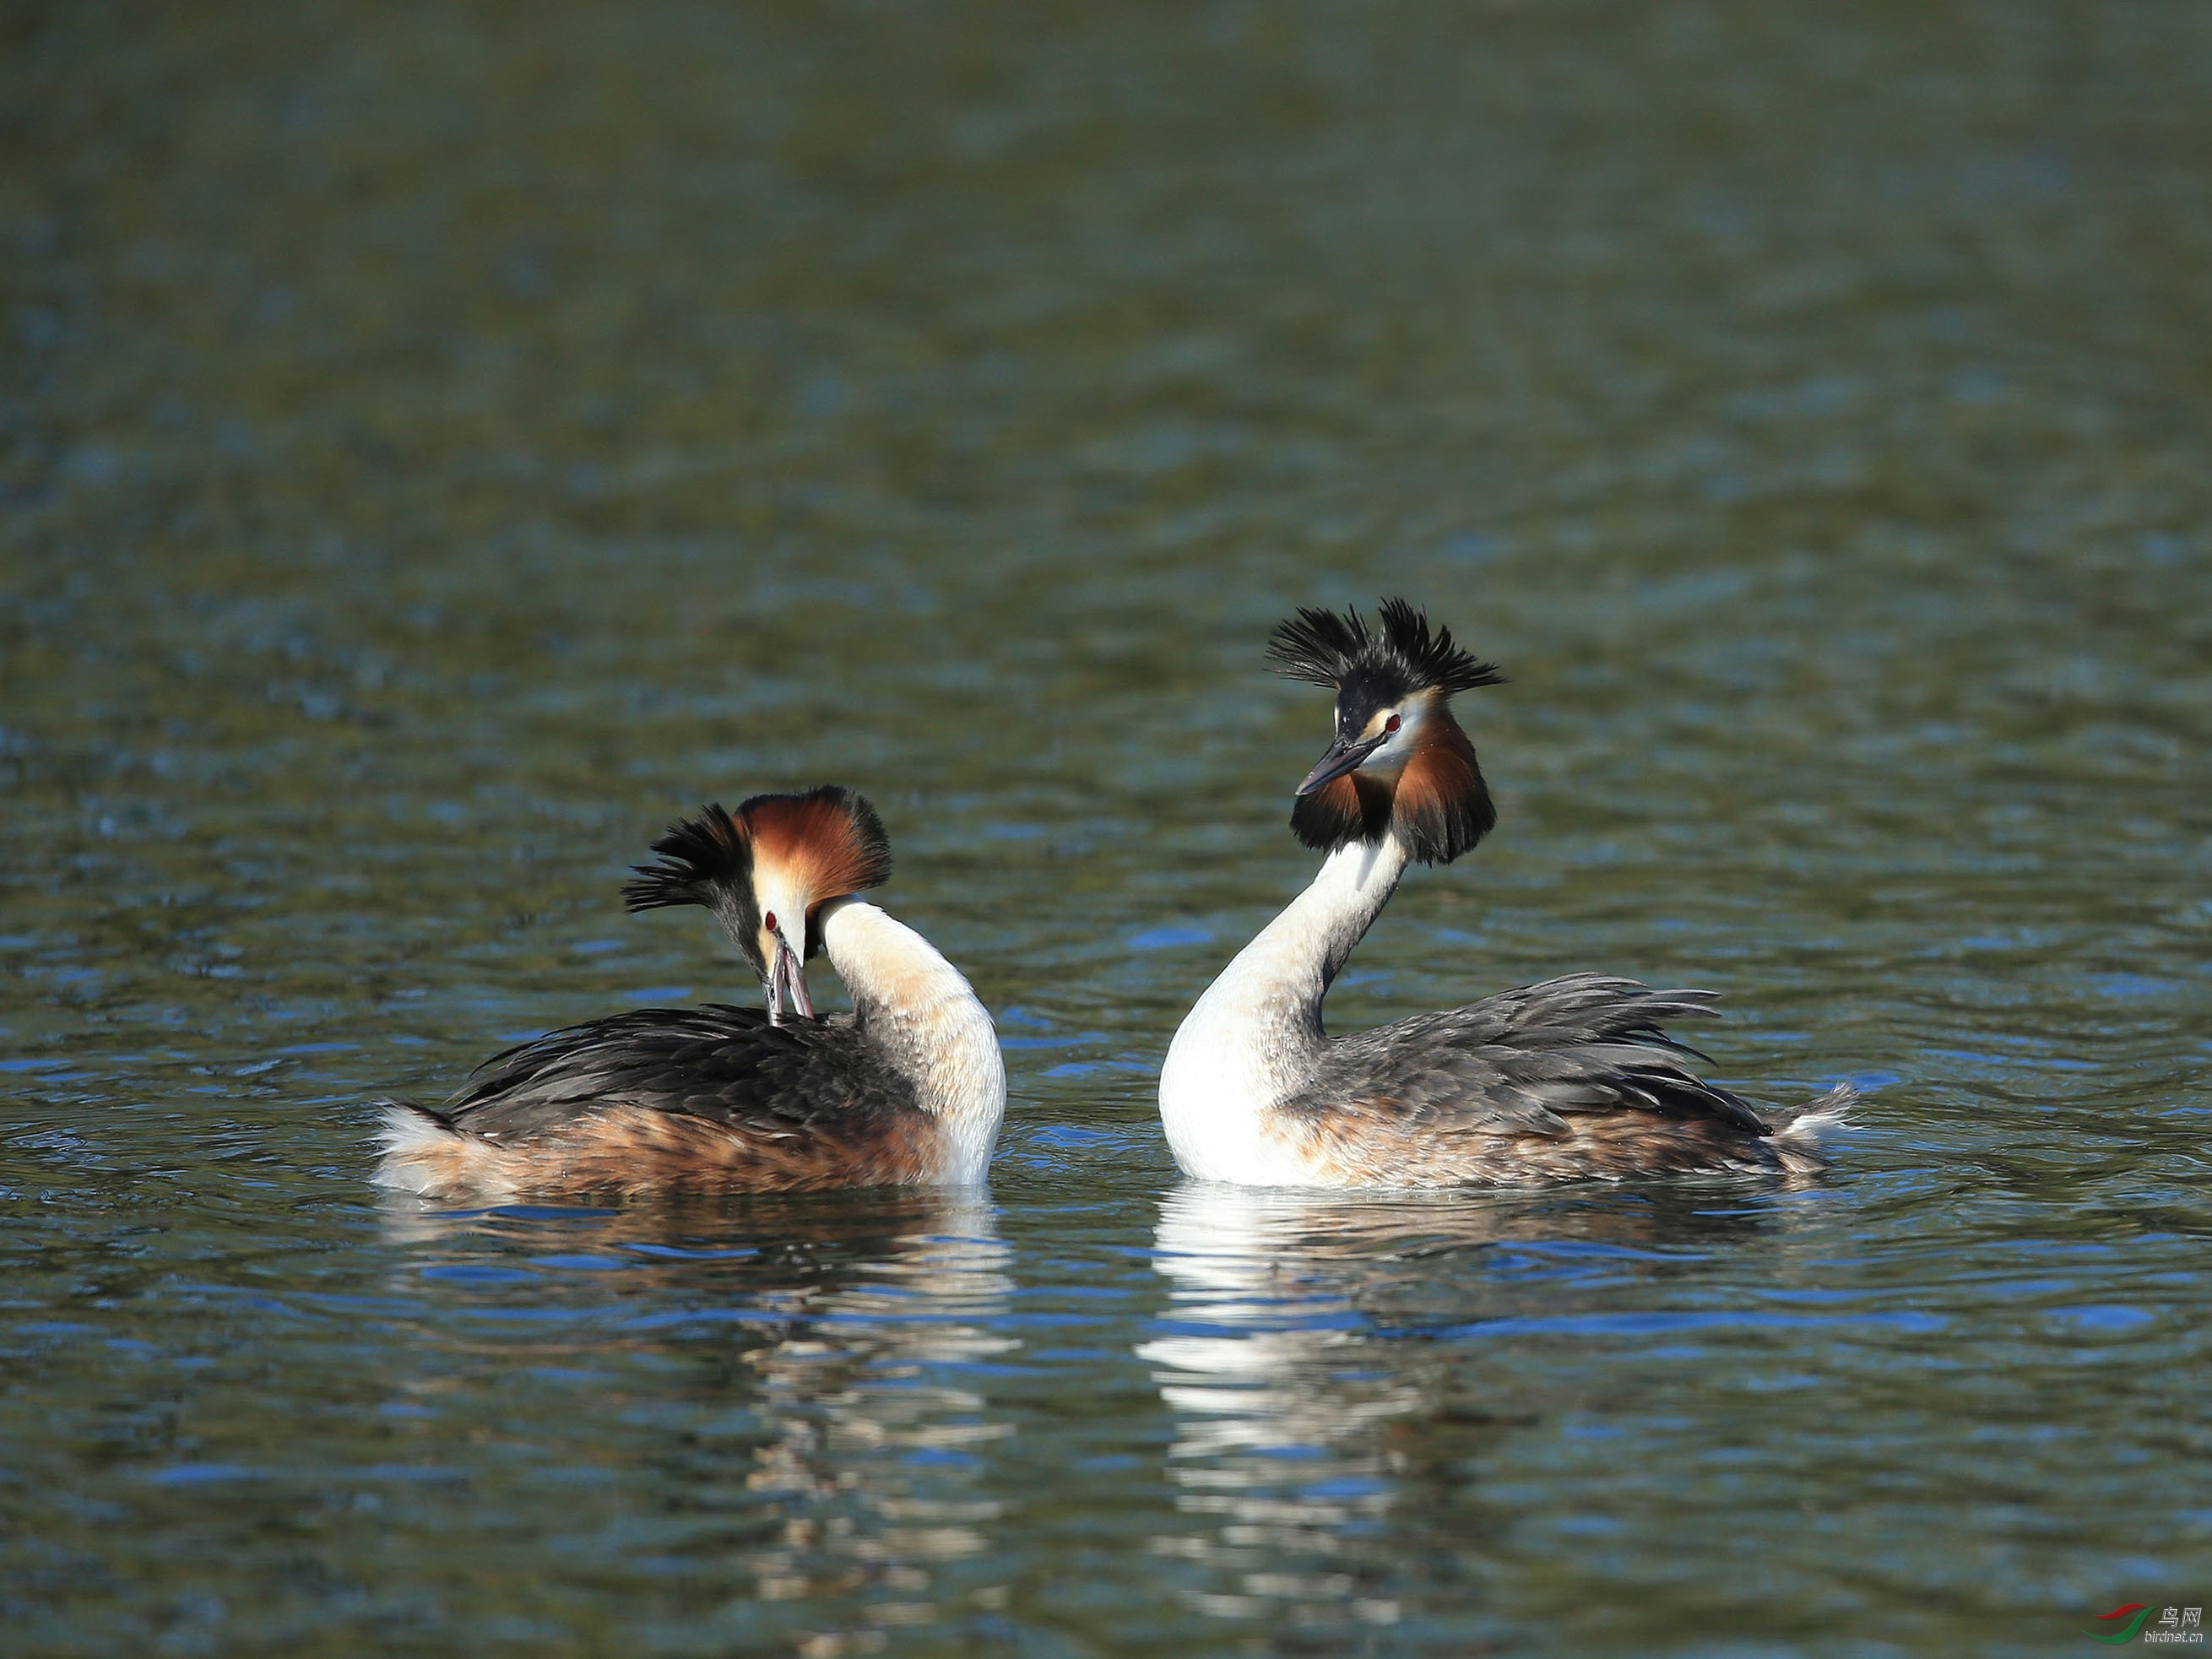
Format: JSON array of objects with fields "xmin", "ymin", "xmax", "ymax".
[
  {"xmin": 1158, "ymin": 600, "xmax": 1851, "ymax": 1188},
  {"xmin": 377, "ymin": 786, "xmax": 1005, "ymax": 1200}
]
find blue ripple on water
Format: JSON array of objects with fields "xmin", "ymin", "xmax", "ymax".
[
  {"xmin": 420, "ymin": 1262, "xmax": 538, "ymax": 1284},
  {"xmin": 530, "ymin": 1254, "xmax": 633, "ymax": 1272},
  {"xmin": 1030, "ymin": 1124, "xmax": 1120, "ymax": 1147},
  {"xmin": 2088, "ymin": 973, "xmax": 2179, "ymax": 1000},
  {"xmin": 145, "ymin": 1464, "xmax": 269, "ymax": 1486},
  {"xmin": 1430, "ymin": 1307, "xmax": 1949, "ymax": 1341},
  {"xmin": 1127, "ymin": 925, "xmax": 1212, "ymax": 950},
  {"xmin": 2044, "ymin": 1305, "xmax": 2156, "ymax": 1331}
]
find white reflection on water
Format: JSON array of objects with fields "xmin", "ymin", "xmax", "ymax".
[
  {"xmin": 1139, "ymin": 1184, "xmax": 1450, "ymax": 1629},
  {"xmin": 1143, "ymin": 1185, "xmax": 1426, "ymax": 1451},
  {"xmin": 739, "ymin": 1195, "xmax": 1017, "ymax": 1617},
  {"xmin": 377, "ymin": 1191, "xmax": 1016, "ymax": 1643},
  {"xmin": 1136, "ymin": 1181, "xmax": 1794, "ymax": 1634}
]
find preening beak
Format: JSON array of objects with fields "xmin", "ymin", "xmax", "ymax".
[
  {"xmin": 764, "ymin": 914, "xmax": 816, "ymax": 1027},
  {"xmin": 1296, "ymin": 731, "xmax": 1386, "ymax": 796}
]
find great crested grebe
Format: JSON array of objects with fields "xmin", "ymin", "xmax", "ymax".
[
  {"xmin": 377, "ymin": 786, "xmax": 1005, "ymax": 1200},
  {"xmin": 1158, "ymin": 599, "xmax": 1851, "ymax": 1188}
]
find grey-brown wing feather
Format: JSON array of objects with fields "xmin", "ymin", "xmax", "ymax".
[
  {"xmin": 431, "ymin": 1004, "xmax": 924, "ymax": 1145},
  {"xmin": 1296, "ymin": 973, "xmax": 1770, "ymax": 1138}
]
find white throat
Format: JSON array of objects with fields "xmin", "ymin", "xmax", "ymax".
[
  {"xmin": 817, "ymin": 897, "xmax": 1006, "ymax": 1185},
  {"xmin": 1158, "ymin": 835, "xmax": 1412, "ymax": 1183}
]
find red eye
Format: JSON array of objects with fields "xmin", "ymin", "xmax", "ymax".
[
  {"xmin": 763, "ymin": 912, "xmax": 778, "ymax": 931},
  {"xmin": 1385, "ymin": 714, "xmax": 1401, "ymax": 734}
]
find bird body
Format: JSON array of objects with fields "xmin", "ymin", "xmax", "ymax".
[
  {"xmin": 377, "ymin": 789, "xmax": 1004, "ymax": 1201},
  {"xmin": 1160, "ymin": 601, "xmax": 1851, "ymax": 1190}
]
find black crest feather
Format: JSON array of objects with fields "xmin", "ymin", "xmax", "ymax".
[
  {"xmin": 623, "ymin": 804, "xmax": 753, "ymax": 914},
  {"xmin": 1266, "ymin": 598, "xmax": 1504, "ymax": 697}
]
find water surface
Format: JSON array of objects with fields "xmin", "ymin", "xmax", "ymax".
[{"xmin": 4, "ymin": 3, "xmax": 2210, "ymax": 1652}]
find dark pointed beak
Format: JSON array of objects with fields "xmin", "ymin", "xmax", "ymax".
[
  {"xmin": 1295, "ymin": 732, "xmax": 1385, "ymax": 796},
  {"xmin": 765, "ymin": 916, "xmax": 815, "ymax": 1026}
]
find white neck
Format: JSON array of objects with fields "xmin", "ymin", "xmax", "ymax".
[
  {"xmin": 817, "ymin": 897, "xmax": 1006, "ymax": 1185},
  {"xmin": 1158, "ymin": 835, "xmax": 1412, "ymax": 1182}
]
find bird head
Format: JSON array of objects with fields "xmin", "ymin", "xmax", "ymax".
[
  {"xmin": 1265, "ymin": 598, "xmax": 1504, "ymax": 864},
  {"xmin": 621, "ymin": 785, "xmax": 894, "ymax": 1023}
]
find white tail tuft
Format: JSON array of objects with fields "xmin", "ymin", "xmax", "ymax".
[
  {"xmin": 374, "ymin": 1102, "xmax": 473, "ymax": 1195},
  {"xmin": 1768, "ymin": 1082, "xmax": 1857, "ymax": 1176},
  {"xmin": 1778, "ymin": 1082, "xmax": 1857, "ymax": 1141}
]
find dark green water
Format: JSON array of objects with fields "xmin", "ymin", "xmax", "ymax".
[{"xmin": 5, "ymin": 3, "xmax": 2210, "ymax": 1653}]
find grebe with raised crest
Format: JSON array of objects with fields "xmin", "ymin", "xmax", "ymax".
[
  {"xmin": 1158, "ymin": 600, "xmax": 1851, "ymax": 1188},
  {"xmin": 377, "ymin": 786, "xmax": 1005, "ymax": 1200}
]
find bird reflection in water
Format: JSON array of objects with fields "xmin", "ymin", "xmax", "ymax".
[
  {"xmin": 382, "ymin": 1190, "xmax": 1013, "ymax": 1648},
  {"xmin": 1138, "ymin": 1182, "xmax": 1786, "ymax": 1637},
  {"xmin": 729, "ymin": 1192, "xmax": 1012, "ymax": 1630}
]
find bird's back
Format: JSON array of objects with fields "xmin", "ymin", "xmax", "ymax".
[
  {"xmin": 381, "ymin": 1004, "xmax": 938, "ymax": 1197},
  {"xmin": 1271, "ymin": 973, "xmax": 1830, "ymax": 1185}
]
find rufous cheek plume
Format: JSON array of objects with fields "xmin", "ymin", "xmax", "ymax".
[{"xmin": 741, "ymin": 785, "xmax": 894, "ymax": 904}]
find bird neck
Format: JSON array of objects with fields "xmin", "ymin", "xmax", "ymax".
[
  {"xmin": 1195, "ymin": 832, "xmax": 1412, "ymax": 1049},
  {"xmin": 816, "ymin": 897, "xmax": 1006, "ymax": 1184},
  {"xmin": 1158, "ymin": 834, "xmax": 1412, "ymax": 1179}
]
